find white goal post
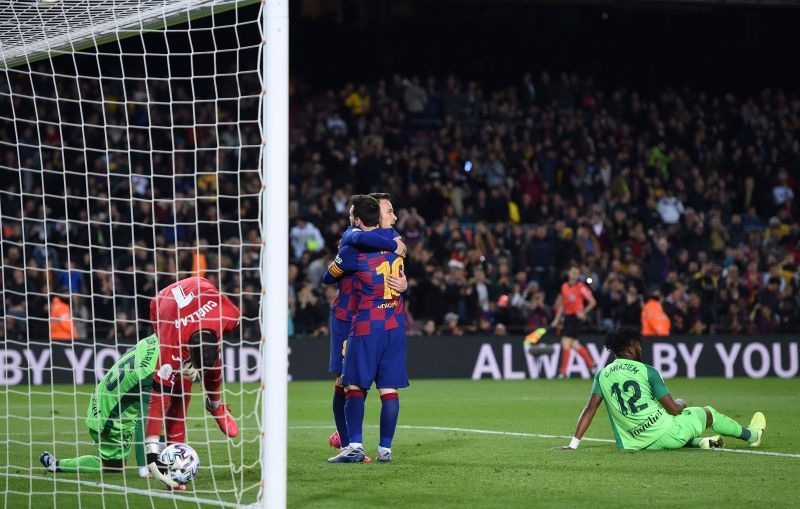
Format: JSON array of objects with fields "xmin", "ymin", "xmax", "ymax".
[
  {"xmin": 0, "ymin": 0, "xmax": 288, "ymax": 507},
  {"xmin": 261, "ymin": 0, "xmax": 289, "ymax": 508}
]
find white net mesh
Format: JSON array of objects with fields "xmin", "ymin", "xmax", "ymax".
[{"xmin": 0, "ymin": 0, "xmax": 265, "ymax": 506}]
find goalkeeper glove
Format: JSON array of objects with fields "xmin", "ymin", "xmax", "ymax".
[
  {"xmin": 181, "ymin": 361, "xmax": 201, "ymax": 383},
  {"xmin": 145, "ymin": 437, "xmax": 179, "ymax": 489}
]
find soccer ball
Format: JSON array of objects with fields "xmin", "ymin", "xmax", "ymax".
[{"xmin": 159, "ymin": 443, "xmax": 200, "ymax": 485}]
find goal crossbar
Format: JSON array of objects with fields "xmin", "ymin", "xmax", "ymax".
[{"xmin": 0, "ymin": 0, "xmax": 260, "ymax": 69}]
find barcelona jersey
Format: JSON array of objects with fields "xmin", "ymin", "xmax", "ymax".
[
  {"xmin": 330, "ymin": 227, "xmax": 399, "ymax": 323},
  {"xmin": 326, "ymin": 244, "xmax": 407, "ymax": 337}
]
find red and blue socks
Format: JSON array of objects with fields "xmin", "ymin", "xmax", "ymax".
[
  {"xmin": 344, "ymin": 389, "xmax": 365, "ymax": 446},
  {"xmin": 379, "ymin": 393, "xmax": 399, "ymax": 449},
  {"xmin": 332, "ymin": 385, "xmax": 349, "ymax": 447}
]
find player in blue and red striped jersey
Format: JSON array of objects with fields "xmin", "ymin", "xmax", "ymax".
[
  {"xmin": 324, "ymin": 196, "xmax": 408, "ymax": 463},
  {"xmin": 327, "ymin": 194, "xmax": 407, "ymax": 455}
]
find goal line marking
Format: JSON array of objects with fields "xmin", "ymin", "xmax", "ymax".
[
  {"xmin": 291, "ymin": 424, "xmax": 800, "ymax": 459},
  {"xmin": 0, "ymin": 472, "xmax": 241, "ymax": 508}
]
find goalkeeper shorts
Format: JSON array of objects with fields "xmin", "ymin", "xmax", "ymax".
[
  {"xmin": 89, "ymin": 427, "xmax": 133, "ymax": 461},
  {"xmin": 644, "ymin": 407, "xmax": 707, "ymax": 451}
]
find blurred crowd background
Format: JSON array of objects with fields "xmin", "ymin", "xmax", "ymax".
[
  {"xmin": 287, "ymin": 72, "xmax": 800, "ymax": 337},
  {"xmin": 1, "ymin": 2, "xmax": 799, "ymax": 342},
  {"xmin": 0, "ymin": 20, "xmax": 264, "ymax": 343}
]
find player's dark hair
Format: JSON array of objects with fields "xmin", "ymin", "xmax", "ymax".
[
  {"xmin": 604, "ymin": 325, "xmax": 642, "ymax": 356},
  {"xmin": 188, "ymin": 329, "xmax": 220, "ymax": 370},
  {"xmin": 369, "ymin": 192, "xmax": 391, "ymax": 202},
  {"xmin": 350, "ymin": 195, "xmax": 380, "ymax": 227}
]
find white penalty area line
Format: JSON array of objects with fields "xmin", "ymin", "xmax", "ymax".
[
  {"xmin": 290, "ymin": 424, "xmax": 800, "ymax": 459},
  {"xmin": 0, "ymin": 472, "xmax": 241, "ymax": 508}
]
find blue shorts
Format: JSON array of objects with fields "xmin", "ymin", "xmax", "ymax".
[
  {"xmin": 340, "ymin": 327, "xmax": 409, "ymax": 390},
  {"xmin": 329, "ymin": 316, "xmax": 351, "ymax": 374}
]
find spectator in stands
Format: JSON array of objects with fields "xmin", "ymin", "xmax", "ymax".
[
  {"xmin": 4, "ymin": 67, "xmax": 800, "ymax": 339},
  {"xmin": 290, "ymin": 216, "xmax": 325, "ymax": 260},
  {"xmin": 657, "ymin": 190, "xmax": 684, "ymax": 225},
  {"xmin": 108, "ymin": 312, "xmax": 136, "ymax": 341},
  {"xmin": 5, "ymin": 269, "xmax": 27, "ymax": 340},
  {"xmin": 293, "ymin": 282, "xmax": 328, "ymax": 336},
  {"xmin": 58, "ymin": 261, "xmax": 83, "ymax": 294},
  {"xmin": 686, "ymin": 291, "xmax": 707, "ymax": 335},
  {"xmin": 620, "ymin": 285, "xmax": 643, "ymax": 328},
  {"xmin": 438, "ymin": 312, "xmax": 464, "ymax": 336},
  {"xmin": 526, "ymin": 290, "xmax": 552, "ymax": 331},
  {"xmin": 49, "ymin": 292, "xmax": 75, "ymax": 341},
  {"xmin": 663, "ymin": 282, "xmax": 689, "ymax": 334},
  {"xmin": 721, "ymin": 302, "xmax": 747, "ymax": 335},
  {"xmin": 641, "ymin": 288, "xmax": 671, "ymax": 336},
  {"xmin": 403, "ymin": 77, "xmax": 428, "ymax": 116},
  {"xmin": 772, "ymin": 169, "xmax": 794, "ymax": 209}
]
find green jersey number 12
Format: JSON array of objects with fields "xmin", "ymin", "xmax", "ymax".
[{"xmin": 610, "ymin": 380, "xmax": 648, "ymax": 416}]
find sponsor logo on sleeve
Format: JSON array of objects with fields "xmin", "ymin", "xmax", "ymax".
[{"xmin": 157, "ymin": 363, "xmax": 174, "ymax": 381}]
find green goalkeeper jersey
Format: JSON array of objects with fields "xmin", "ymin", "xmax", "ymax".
[
  {"xmin": 86, "ymin": 334, "xmax": 159, "ymax": 436},
  {"xmin": 592, "ymin": 358, "xmax": 674, "ymax": 450}
]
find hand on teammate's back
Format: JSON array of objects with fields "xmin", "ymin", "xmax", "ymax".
[
  {"xmin": 393, "ymin": 237, "xmax": 407, "ymax": 257},
  {"xmin": 386, "ymin": 273, "xmax": 408, "ymax": 293}
]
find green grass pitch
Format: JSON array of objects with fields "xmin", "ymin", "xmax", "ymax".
[{"xmin": 1, "ymin": 378, "xmax": 799, "ymax": 508}]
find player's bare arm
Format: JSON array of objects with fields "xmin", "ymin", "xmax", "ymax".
[
  {"xmin": 579, "ymin": 294, "xmax": 597, "ymax": 321},
  {"xmin": 393, "ymin": 237, "xmax": 407, "ymax": 257},
  {"xmin": 658, "ymin": 394, "xmax": 687, "ymax": 416},
  {"xmin": 553, "ymin": 393, "xmax": 603, "ymax": 450},
  {"xmin": 550, "ymin": 296, "xmax": 563, "ymax": 327}
]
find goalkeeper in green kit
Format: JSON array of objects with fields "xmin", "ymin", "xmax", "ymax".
[
  {"xmin": 38, "ymin": 334, "xmax": 197, "ymax": 476},
  {"xmin": 555, "ymin": 326, "xmax": 766, "ymax": 451}
]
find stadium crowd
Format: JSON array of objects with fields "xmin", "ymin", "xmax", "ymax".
[
  {"xmin": 2, "ymin": 66, "xmax": 799, "ymax": 341},
  {"xmin": 287, "ymin": 72, "xmax": 800, "ymax": 337},
  {"xmin": 1, "ymin": 54, "xmax": 264, "ymax": 342}
]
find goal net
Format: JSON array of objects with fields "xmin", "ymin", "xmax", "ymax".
[{"xmin": 0, "ymin": 0, "xmax": 275, "ymax": 507}]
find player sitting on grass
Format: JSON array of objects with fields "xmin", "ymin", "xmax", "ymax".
[
  {"xmin": 555, "ymin": 326, "xmax": 766, "ymax": 451},
  {"xmin": 328, "ymin": 194, "xmax": 406, "ymax": 456},
  {"xmin": 38, "ymin": 334, "xmax": 195, "ymax": 482}
]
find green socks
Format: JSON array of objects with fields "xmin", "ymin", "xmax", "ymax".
[
  {"xmin": 707, "ymin": 406, "xmax": 754, "ymax": 443},
  {"xmin": 56, "ymin": 455, "xmax": 102, "ymax": 473}
]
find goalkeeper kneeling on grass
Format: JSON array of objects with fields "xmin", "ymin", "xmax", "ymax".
[
  {"xmin": 555, "ymin": 326, "xmax": 766, "ymax": 452},
  {"xmin": 41, "ymin": 277, "xmax": 240, "ymax": 489},
  {"xmin": 39, "ymin": 334, "xmax": 198, "ymax": 478}
]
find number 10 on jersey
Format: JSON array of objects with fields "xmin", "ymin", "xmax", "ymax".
[{"xmin": 375, "ymin": 258, "xmax": 404, "ymax": 299}]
